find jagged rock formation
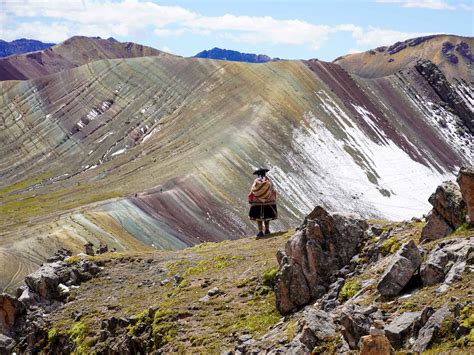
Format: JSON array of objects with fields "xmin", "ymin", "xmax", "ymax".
[
  {"xmin": 0, "ymin": 39, "xmax": 54, "ymax": 58},
  {"xmin": 458, "ymin": 166, "xmax": 474, "ymax": 224},
  {"xmin": 422, "ymin": 180, "xmax": 467, "ymax": 241},
  {"xmin": 275, "ymin": 206, "xmax": 368, "ymax": 314},
  {"xmin": 415, "ymin": 59, "xmax": 474, "ymax": 133},
  {"xmin": 194, "ymin": 47, "xmax": 273, "ymax": 63}
]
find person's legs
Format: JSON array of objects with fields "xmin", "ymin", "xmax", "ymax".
[
  {"xmin": 264, "ymin": 220, "xmax": 270, "ymax": 234},
  {"xmin": 256, "ymin": 220, "xmax": 264, "ymax": 237}
]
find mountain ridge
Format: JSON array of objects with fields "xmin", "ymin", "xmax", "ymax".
[
  {"xmin": 0, "ymin": 36, "xmax": 173, "ymax": 81},
  {"xmin": 0, "ymin": 34, "xmax": 472, "ymax": 293},
  {"xmin": 0, "ymin": 38, "xmax": 54, "ymax": 58}
]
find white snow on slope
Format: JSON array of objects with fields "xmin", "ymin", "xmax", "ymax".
[{"xmin": 271, "ymin": 90, "xmax": 454, "ymax": 220}]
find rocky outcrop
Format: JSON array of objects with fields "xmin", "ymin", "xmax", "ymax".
[
  {"xmin": 385, "ymin": 311, "xmax": 421, "ymax": 349},
  {"xmin": 420, "ymin": 238, "xmax": 473, "ymax": 290},
  {"xmin": 275, "ymin": 206, "xmax": 368, "ymax": 314},
  {"xmin": 0, "ymin": 294, "xmax": 25, "ymax": 336},
  {"xmin": 415, "ymin": 59, "xmax": 474, "ymax": 133},
  {"xmin": 421, "ymin": 180, "xmax": 466, "ymax": 242},
  {"xmin": 25, "ymin": 258, "xmax": 100, "ymax": 303},
  {"xmin": 377, "ymin": 240, "xmax": 421, "ymax": 297},
  {"xmin": 0, "ymin": 250, "xmax": 103, "ymax": 354},
  {"xmin": 412, "ymin": 304, "xmax": 450, "ymax": 352},
  {"xmin": 457, "ymin": 166, "xmax": 474, "ymax": 225}
]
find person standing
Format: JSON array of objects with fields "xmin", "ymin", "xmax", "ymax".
[{"xmin": 248, "ymin": 168, "xmax": 278, "ymax": 237}]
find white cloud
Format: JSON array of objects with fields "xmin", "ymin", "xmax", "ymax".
[
  {"xmin": 0, "ymin": 0, "xmax": 442, "ymax": 54},
  {"xmin": 376, "ymin": 0, "xmax": 468, "ymax": 10},
  {"xmin": 351, "ymin": 26, "xmax": 434, "ymax": 47},
  {"xmin": 1, "ymin": 21, "xmax": 73, "ymax": 42},
  {"xmin": 184, "ymin": 14, "xmax": 332, "ymax": 50}
]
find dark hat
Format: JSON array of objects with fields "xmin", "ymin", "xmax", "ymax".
[{"xmin": 253, "ymin": 168, "xmax": 269, "ymax": 176}]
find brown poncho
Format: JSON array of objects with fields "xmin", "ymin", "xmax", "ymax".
[{"xmin": 248, "ymin": 177, "xmax": 277, "ymax": 205}]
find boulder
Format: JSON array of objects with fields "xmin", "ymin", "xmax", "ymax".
[
  {"xmin": 457, "ymin": 166, "xmax": 474, "ymax": 224},
  {"xmin": 275, "ymin": 255, "xmax": 311, "ymax": 314},
  {"xmin": 0, "ymin": 293, "xmax": 25, "ymax": 335},
  {"xmin": 421, "ymin": 181, "xmax": 466, "ymax": 242},
  {"xmin": 359, "ymin": 334, "xmax": 393, "ymax": 355},
  {"xmin": 377, "ymin": 240, "xmax": 421, "ymax": 297},
  {"xmin": 420, "ymin": 210, "xmax": 453, "ymax": 242},
  {"xmin": 24, "ymin": 261, "xmax": 70, "ymax": 301},
  {"xmin": 412, "ymin": 304, "xmax": 450, "ymax": 353},
  {"xmin": 275, "ymin": 206, "xmax": 368, "ymax": 314},
  {"xmin": 385, "ymin": 311, "xmax": 421, "ymax": 349},
  {"xmin": 295, "ymin": 308, "xmax": 336, "ymax": 351},
  {"xmin": 428, "ymin": 181, "xmax": 466, "ymax": 228},
  {"xmin": 420, "ymin": 238, "xmax": 473, "ymax": 287},
  {"xmin": 339, "ymin": 304, "xmax": 373, "ymax": 349}
]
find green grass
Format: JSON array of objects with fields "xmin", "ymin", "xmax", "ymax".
[
  {"xmin": 0, "ymin": 172, "xmax": 53, "ymax": 196},
  {"xmin": 380, "ymin": 237, "xmax": 401, "ymax": 256},
  {"xmin": 262, "ymin": 267, "xmax": 279, "ymax": 288},
  {"xmin": 339, "ymin": 279, "xmax": 361, "ymax": 302}
]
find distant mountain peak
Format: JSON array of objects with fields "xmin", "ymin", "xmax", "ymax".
[
  {"xmin": 0, "ymin": 38, "xmax": 55, "ymax": 58},
  {"xmin": 194, "ymin": 47, "xmax": 273, "ymax": 63}
]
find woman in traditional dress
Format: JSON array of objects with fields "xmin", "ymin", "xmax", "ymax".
[{"xmin": 248, "ymin": 168, "xmax": 278, "ymax": 237}]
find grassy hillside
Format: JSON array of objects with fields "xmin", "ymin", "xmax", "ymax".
[{"xmin": 34, "ymin": 222, "xmax": 474, "ymax": 353}]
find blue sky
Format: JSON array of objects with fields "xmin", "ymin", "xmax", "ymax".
[{"xmin": 1, "ymin": 0, "xmax": 472, "ymax": 60}]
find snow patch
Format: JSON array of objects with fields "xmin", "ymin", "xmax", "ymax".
[
  {"xmin": 111, "ymin": 148, "xmax": 126, "ymax": 156},
  {"xmin": 272, "ymin": 90, "xmax": 453, "ymax": 220}
]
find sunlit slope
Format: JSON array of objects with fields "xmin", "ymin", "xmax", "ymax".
[
  {"xmin": 0, "ymin": 55, "xmax": 472, "ymax": 291},
  {"xmin": 334, "ymin": 35, "xmax": 473, "ymax": 81}
]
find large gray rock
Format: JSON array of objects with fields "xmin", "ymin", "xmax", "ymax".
[
  {"xmin": 377, "ymin": 240, "xmax": 421, "ymax": 297},
  {"xmin": 339, "ymin": 304, "xmax": 374, "ymax": 349},
  {"xmin": 24, "ymin": 261, "xmax": 70, "ymax": 301},
  {"xmin": 385, "ymin": 311, "xmax": 421, "ymax": 349},
  {"xmin": 275, "ymin": 206, "xmax": 368, "ymax": 314},
  {"xmin": 421, "ymin": 181, "xmax": 466, "ymax": 242},
  {"xmin": 420, "ymin": 238, "xmax": 473, "ymax": 287},
  {"xmin": 295, "ymin": 308, "xmax": 336, "ymax": 351},
  {"xmin": 412, "ymin": 304, "xmax": 450, "ymax": 352},
  {"xmin": 421, "ymin": 210, "xmax": 453, "ymax": 243},
  {"xmin": 458, "ymin": 166, "xmax": 474, "ymax": 225}
]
